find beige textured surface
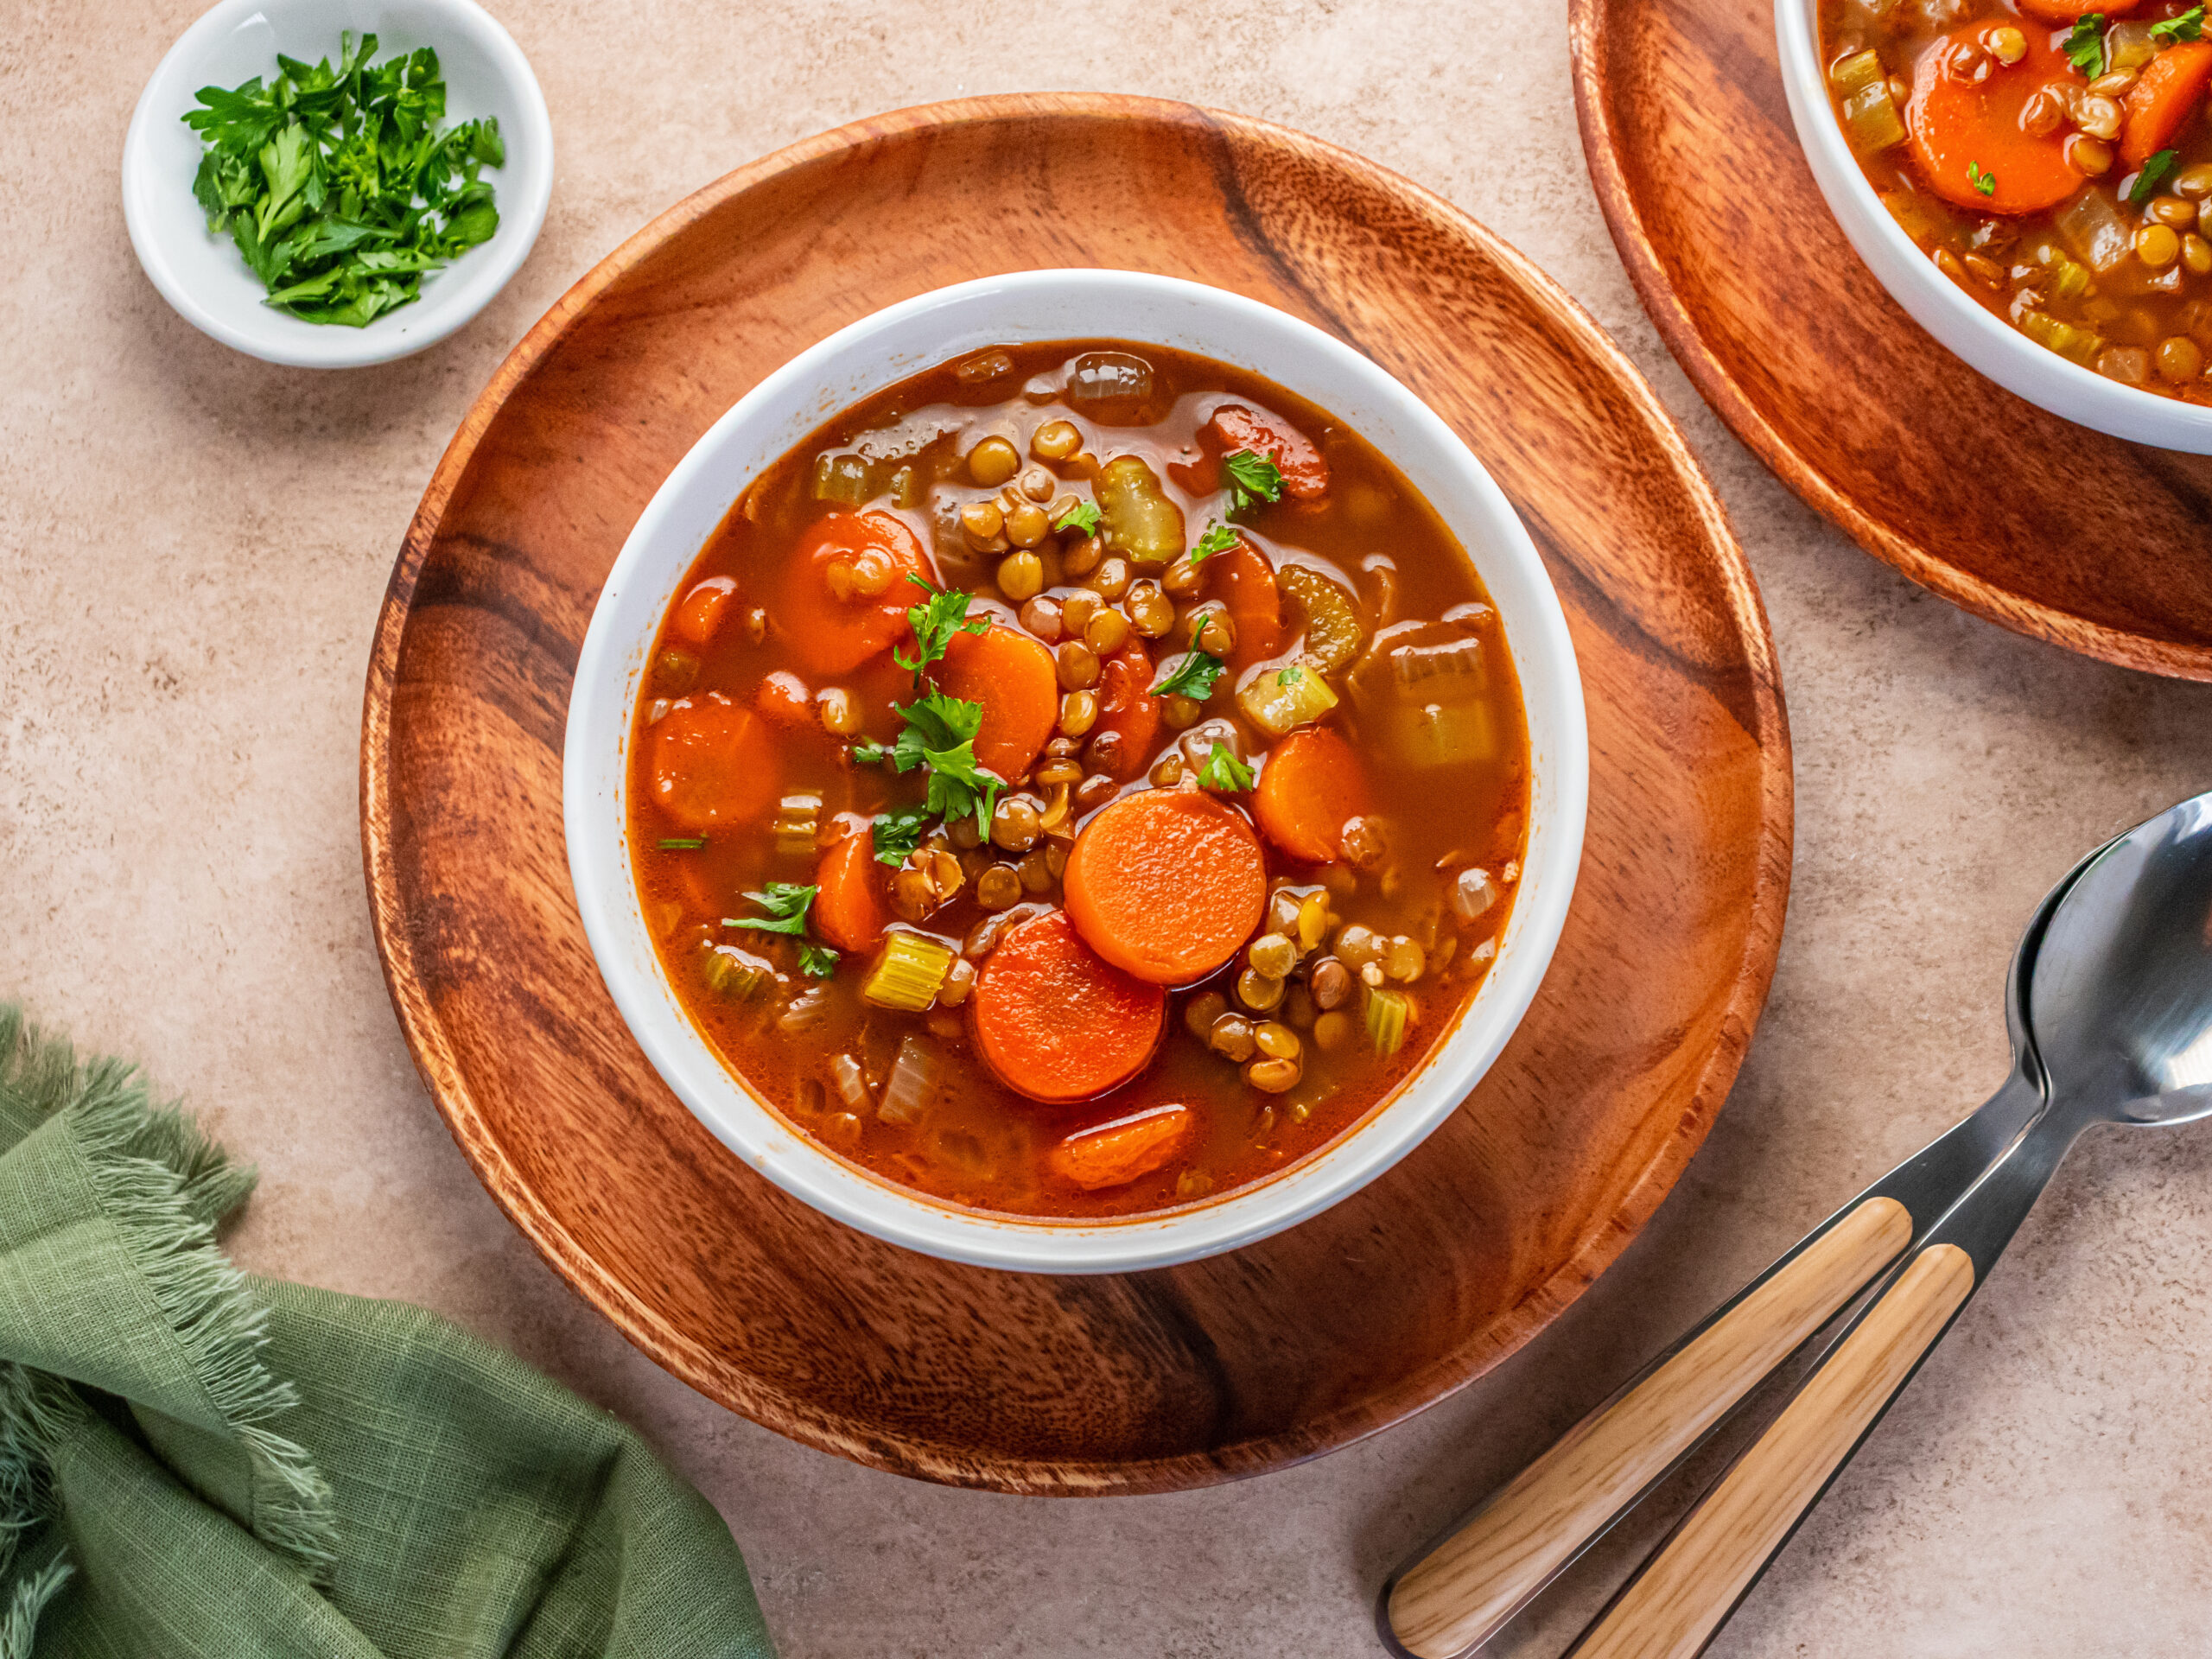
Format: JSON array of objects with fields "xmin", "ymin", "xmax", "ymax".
[{"xmin": 5, "ymin": 2, "xmax": 2210, "ymax": 1653}]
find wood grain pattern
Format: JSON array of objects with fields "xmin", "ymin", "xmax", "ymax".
[
  {"xmin": 1568, "ymin": 1244, "xmax": 1975, "ymax": 1659},
  {"xmin": 359, "ymin": 95, "xmax": 1793, "ymax": 1493},
  {"xmin": 1386, "ymin": 1197, "xmax": 1910, "ymax": 1658},
  {"xmin": 1572, "ymin": 0, "xmax": 2212, "ymax": 680}
]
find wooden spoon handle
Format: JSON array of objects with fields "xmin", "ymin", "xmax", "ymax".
[
  {"xmin": 1565, "ymin": 1243, "xmax": 1977, "ymax": 1659},
  {"xmin": 1382, "ymin": 1197, "xmax": 1913, "ymax": 1659}
]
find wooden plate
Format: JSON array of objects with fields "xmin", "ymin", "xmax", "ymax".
[
  {"xmin": 361, "ymin": 94, "xmax": 1791, "ymax": 1494},
  {"xmin": 1573, "ymin": 0, "xmax": 2212, "ymax": 680}
]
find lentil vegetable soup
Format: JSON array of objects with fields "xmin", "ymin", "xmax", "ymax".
[
  {"xmin": 626, "ymin": 340, "xmax": 1530, "ymax": 1221},
  {"xmin": 1822, "ymin": 0, "xmax": 2212, "ymax": 395}
]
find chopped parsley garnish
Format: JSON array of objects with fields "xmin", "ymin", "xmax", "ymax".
[
  {"xmin": 1198, "ymin": 741, "xmax": 1255, "ymax": 791},
  {"xmin": 2065, "ymin": 13, "xmax": 2107, "ymax": 78},
  {"xmin": 1222, "ymin": 449, "xmax": 1286, "ymax": 515},
  {"xmin": 2152, "ymin": 5, "xmax": 2204, "ymax": 41},
  {"xmin": 1967, "ymin": 162, "xmax": 1996, "ymax": 198},
  {"xmin": 1053, "ymin": 499, "xmax": 1103, "ymax": 537},
  {"xmin": 657, "ymin": 836, "xmax": 708, "ymax": 850},
  {"xmin": 1192, "ymin": 522, "xmax": 1239, "ymax": 563},
  {"xmin": 2129, "ymin": 149, "xmax": 2180, "ymax": 204},
  {"xmin": 892, "ymin": 576, "xmax": 988, "ymax": 685},
  {"xmin": 1151, "ymin": 650, "xmax": 1226, "ymax": 701},
  {"xmin": 870, "ymin": 803, "xmax": 935, "ymax": 867},
  {"xmin": 724, "ymin": 883, "xmax": 838, "ymax": 978},
  {"xmin": 853, "ymin": 690, "xmax": 1004, "ymax": 840},
  {"xmin": 182, "ymin": 33, "xmax": 504, "ymax": 327},
  {"xmin": 1279, "ymin": 665, "xmax": 1306, "ymax": 686}
]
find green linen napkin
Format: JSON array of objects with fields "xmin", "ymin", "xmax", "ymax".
[{"xmin": 0, "ymin": 1007, "xmax": 774, "ymax": 1659}]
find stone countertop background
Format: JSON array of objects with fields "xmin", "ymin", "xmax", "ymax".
[{"xmin": 7, "ymin": 3, "xmax": 2211, "ymax": 1653}]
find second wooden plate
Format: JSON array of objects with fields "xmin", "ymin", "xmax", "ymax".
[
  {"xmin": 1574, "ymin": 0, "xmax": 2212, "ymax": 679},
  {"xmin": 362, "ymin": 95, "xmax": 1791, "ymax": 1493}
]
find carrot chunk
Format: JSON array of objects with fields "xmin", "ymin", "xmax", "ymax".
[
  {"xmin": 781, "ymin": 510, "xmax": 931, "ymax": 675},
  {"xmin": 2016, "ymin": 0, "xmax": 2136, "ymax": 20},
  {"xmin": 1906, "ymin": 25, "xmax": 2081, "ymax": 213},
  {"xmin": 1206, "ymin": 405, "xmax": 1330, "ymax": 499},
  {"xmin": 814, "ymin": 828, "xmax": 893, "ymax": 953},
  {"xmin": 2122, "ymin": 41, "xmax": 2212, "ymax": 167},
  {"xmin": 1063, "ymin": 790, "xmax": 1268, "ymax": 983},
  {"xmin": 1213, "ymin": 537, "xmax": 1286, "ymax": 668},
  {"xmin": 672, "ymin": 575, "xmax": 739, "ymax": 645},
  {"xmin": 1254, "ymin": 728, "xmax": 1373, "ymax": 864},
  {"xmin": 647, "ymin": 695, "xmax": 779, "ymax": 831},
  {"xmin": 934, "ymin": 624, "xmax": 1058, "ymax": 780},
  {"xmin": 1093, "ymin": 639, "xmax": 1160, "ymax": 778},
  {"xmin": 970, "ymin": 911, "xmax": 1166, "ymax": 1103},
  {"xmin": 753, "ymin": 669, "xmax": 813, "ymax": 728},
  {"xmin": 1046, "ymin": 1104, "xmax": 1193, "ymax": 1191}
]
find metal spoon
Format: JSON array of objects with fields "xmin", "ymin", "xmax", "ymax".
[{"xmin": 1383, "ymin": 792, "xmax": 2212, "ymax": 1659}]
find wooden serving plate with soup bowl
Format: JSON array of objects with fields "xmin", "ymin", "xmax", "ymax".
[
  {"xmin": 362, "ymin": 94, "xmax": 1791, "ymax": 1492},
  {"xmin": 1572, "ymin": 0, "xmax": 2212, "ymax": 679}
]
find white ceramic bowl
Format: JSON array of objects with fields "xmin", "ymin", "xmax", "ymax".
[
  {"xmin": 565, "ymin": 270, "xmax": 1589, "ymax": 1273},
  {"xmin": 122, "ymin": 0, "xmax": 552, "ymax": 369},
  {"xmin": 1777, "ymin": 0, "xmax": 2212, "ymax": 452}
]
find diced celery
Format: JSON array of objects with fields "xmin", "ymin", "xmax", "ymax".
[
  {"xmin": 1238, "ymin": 663, "xmax": 1339, "ymax": 738},
  {"xmin": 861, "ymin": 931, "xmax": 956, "ymax": 1012},
  {"xmin": 1383, "ymin": 700, "xmax": 1498, "ymax": 769},
  {"xmin": 702, "ymin": 945, "xmax": 778, "ymax": 1001},
  {"xmin": 1094, "ymin": 454, "xmax": 1185, "ymax": 566},
  {"xmin": 772, "ymin": 792, "xmax": 822, "ymax": 860},
  {"xmin": 1364, "ymin": 985, "xmax": 1414, "ymax": 1058},
  {"xmin": 811, "ymin": 451, "xmax": 877, "ymax": 505},
  {"xmin": 2019, "ymin": 310, "xmax": 2105, "ymax": 367},
  {"xmin": 1277, "ymin": 565, "xmax": 1367, "ymax": 674},
  {"xmin": 1829, "ymin": 48, "xmax": 1885, "ymax": 94},
  {"xmin": 1841, "ymin": 83, "xmax": 1905, "ymax": 153},
  {"xmin": 2110, "ymin": 19, "xmax": 2158, "ymax": 73}
]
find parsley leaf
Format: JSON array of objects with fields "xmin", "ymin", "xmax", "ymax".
[
  {"xmin": 1967, "ymin": 162, "xmax": 1996, "ymax": 198},
  {"xmin": 181, "ymin": 33, "xmax": 504, "ymax": 327},
  {"xmin": 892, "ymin": 575, "xmax": 988, "ymax": 684},
  {"xmin": 1053, "ymin": 499, "xmax": 1103, "ymax": 536},
  {"xmin": 1198, "ymin": 741, "xmax": 1255, "ymax": 791},
  {"xmin": 1279, "ymin": 665, "xmax": 1306, "ymax": 685},
  {"xmin": 1152, "ymin": 650, "xmax": 1225, "ymax": 701},
  {"xmin": 867, "ymin": 691, "xmax": 1005, "ymax": 839},
  {"xmin": 2065, "ymin": 13, "xmax": 2107, "ymax": 78},
  {"xmin": 2129, "ymin": 149, "xmax": 2180, "ymax": 203},
  {"xmin": 725, "ymin": 883, "xmax": 839, "ymax": 978},
  {"xmin": 871, "ymin": 804, "xmax": 934, "ymax": 867},
  {"xmin": 1192, "ymin": 522, "xmax": 1239, "ymax": 563},
  {"xmin": 2152, "ymin": 4, "xmax": 2204, "ymax": 41},
  {"xmin": 1223, "ymin": 449, "xmax": 1286, "ymax": 515}
]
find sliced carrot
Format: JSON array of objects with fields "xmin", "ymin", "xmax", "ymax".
[
  {"xmin": 1046, "ymin": 1104, "xmax": 1192, "ymax": 1191},
  {"xmin": 1254, "ymin": 728, "xmax": 1373, "ymax": 864},
  {"xmin": 1207, "ymin": 404, "xmax": 1329, "ymax": 499},
  {"xmin": 754, "ymin": 669, "xmax": 813, "ymax": 728},
  {"xmin": 2122, "ymin": 40, "xmax": 2212, "ymax": 167},
  {"xmin": 780, "ymin": 510, "xmax": 931, "ymax": 676},
  {"xmin": 814, "ymin": 827, "xmax": 893, "ymax": 953},
  {"xmin": 1063, "ymin": 790, "xmax": 1268, "ymax": 983},
  {"xmin": 1213, "ymin": 537, "xmax": 1286, "ymax": 668},
  {"xmin": 647, "ymin": 695, "xmax": 779, "ymax": 831},
  {"xmin": 672, "ymin": 575, "xmax": 739, "ymax": 645},
  {"xmin": 934, "ymin": 624, "xmax": 1058, "ymax": 780},
  {"xmin": 971, "ymin": 911, "xmax": 1166, "ymax": 1103},
  {"xmin": 1906, "ymin": 25, "xmax": 2081, "ymax": 213},
  {"xmin": 1092, "ymin": 640, "xmax": 1160, "ymax": 779},
  {"xmin": 2016, "ymin": 0, "xmax": 2136, "ymax": 20}
]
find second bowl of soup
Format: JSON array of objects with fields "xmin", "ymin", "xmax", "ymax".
[{"xmin": 566, "ymin": 270, "xmax": 1586, "ymax": 1271}]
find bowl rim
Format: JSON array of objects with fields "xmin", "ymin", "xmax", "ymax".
[
  {"xmin": 1776, "ymin": 0, "xmax": 2212, "ymax": 452},
  {"xmin": 119, "ymin": 0, "xmax": 554, "ymax": 370},
  {"xmin": 563, "ymin": 267, "xmax": 1590, "ymax": 1274}
]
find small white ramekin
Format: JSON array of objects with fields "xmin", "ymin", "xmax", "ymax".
[
  {"xmin": 564, "ymin": 270, "xmax": 1589, "ymax": 1273},
  {"xmin": 122, "ymin": 0, "xmax": 553, "ymax": 369},
  {"xmin": 1778, "ymin": 0, "xmax": 2212, "ymax": 451}
]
